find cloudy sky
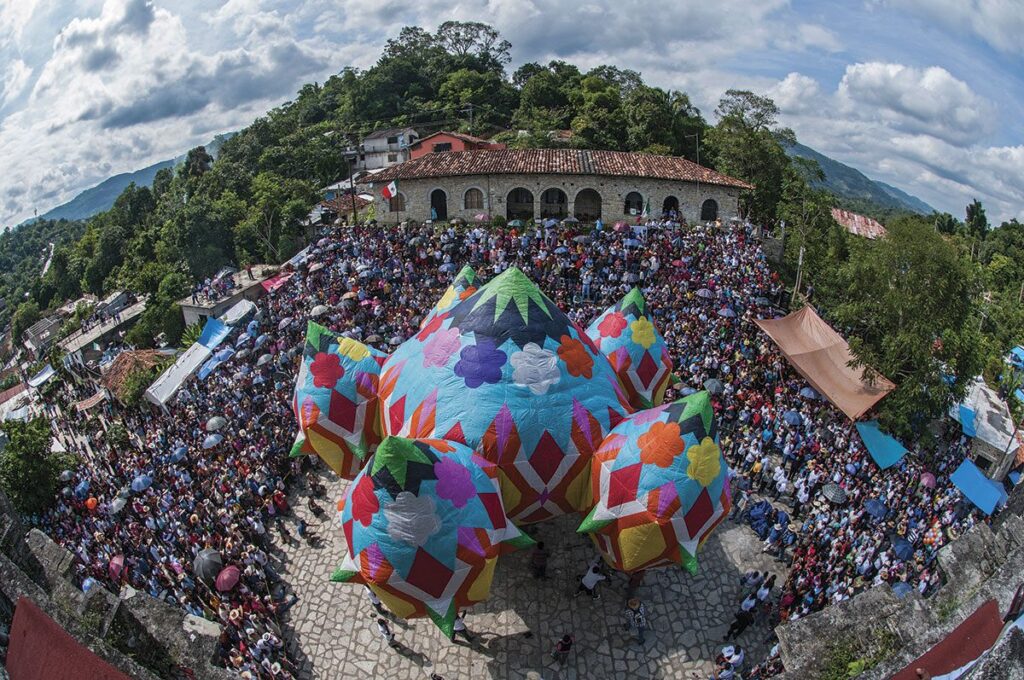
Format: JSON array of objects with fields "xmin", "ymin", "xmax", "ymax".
[{"xmin": 1, "ymin": 0, "xmax": 1022, "ymax": 228}]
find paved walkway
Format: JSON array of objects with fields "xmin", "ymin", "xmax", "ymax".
[{"xmin": 271, "ymin": 466, "xmax": 785, "ymax": 680}]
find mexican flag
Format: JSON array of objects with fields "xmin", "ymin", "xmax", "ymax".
[{"xmin": 381, "ymin": 180, "xmax": 398, "ymax": 200}]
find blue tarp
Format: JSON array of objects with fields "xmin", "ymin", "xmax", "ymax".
[
  {"xmin": 197, "ymin": 318, "xmax": 231, "ymax": 349},
  {"xmin": 1015, "ymin": 388, "xmax": 1024, "ymax": 403},
  {"xmin": 198, "ymin": 348, "xmax": 235, "ymax": 380},
  {"xmin": 956, "ymin": 405, "xmax": 978, "ymax": 437},
  {"xmin": 28, "ymin": 363, "xmax": 56, "ymax": 388},
  {"xmin": 950, "ymin": 459, "xmax": 1007, "ymax": 515},
  {"xmin": 1010, "ymin": 346, "xmax": 1024, "ymax": 366},
  {"xmin": 856, "ymin": 420, "xmax": 908, "ymax": 470}
]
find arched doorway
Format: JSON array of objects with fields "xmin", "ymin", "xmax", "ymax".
[
  {"xmin": 623, "ymin": 191, "xmax": 643, "ymax": 216},
  {"xmin": 662, "ymin": 195, "xmax": 679, "ymax": 217},
  {"xmin": 700, "ymin": 199, "xmax": 718, "ymax": 222},
  {"xmin": 574, "ymin": 189, "xmax": 602, "ymax": 222},
  {"xmin": 430, "ymin": 189, "xmax": 448, "ymax": 221},
  {"xmin": 540, "ymin": 188, "xmax": 568, "ymax": 219},
  {"xmin": 506, "ymin": 188, "xmax": 534, "ymax": 221}
]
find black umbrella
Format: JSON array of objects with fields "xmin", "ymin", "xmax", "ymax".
[
  {"xmin": 703, "ymin": 378, "xmax": 725, "ymax": 395},
  {"xmin": 193, "ymin": 548, "xmax": 224, "ymax": 586},
  {"xmin": 821, "ymin": 483, "xmax": 848, "ymax": 504}
]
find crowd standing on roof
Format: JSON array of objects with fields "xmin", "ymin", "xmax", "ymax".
[{"xmin": 33, "ymin": 212, "xmax": 988, "ymax": 678}]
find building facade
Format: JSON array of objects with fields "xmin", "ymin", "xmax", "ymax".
[
  {"xmin": 363, "ymin": 149, "xmax": 751, "ymax": 225},
  {"xmin": 409, "ymin": 131, "xmax": 506, "ymax": 159},
  {"xmin": 357, "ymin": 127, "xmax": 419, "ymax": 171}
]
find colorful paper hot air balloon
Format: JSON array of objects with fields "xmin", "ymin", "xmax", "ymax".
[
  {"xmin": 332, "ymin": 436, "xmax": 531, "ymax": 635},
  {"xmin": 586, "ymin": 288, "xmax": 673, "ymax": 409},
  {"xmin": 290, "ymin": 322, "xmax": 387, "ymax": 478},
  {"xmin": 418, "ymin": 265, "xmax": 479, "ymax": 331},
  {"xmin": 578, "ymin": 391, "xmax": 731, "ymax": 574},
  {"xmin": 376, "ymin": 267, "xmax": 632, "ymax": 523}
]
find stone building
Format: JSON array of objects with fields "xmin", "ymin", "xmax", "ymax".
[{"xmin": 361, "ymin": 149, "xmax": 753, "ymax": 225}]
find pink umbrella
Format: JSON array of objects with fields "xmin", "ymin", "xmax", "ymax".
[
  {"xmin": 109, "ymin": 554, "xmax": 125, "ymax": 580},
  {"xmin": 920, "ymin": 472, "xmax": 936, "ymax": 489},
  {"xmin": 613, "ymin": 221, "xmax": 628, "ymax": 232},
  {"xmin": 215, "ymin": 565, "xmax": 241, "ymax": 592}
]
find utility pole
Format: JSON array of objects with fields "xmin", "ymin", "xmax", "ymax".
[
  {"xmin": 686, "ymin": 132, "xmax": 701, "ymax": 219},
  {"xmin": 791, "ymin": 245, "xmax": 805, "ymax": 306},
  {"xmin": 462, "ymin": 104, "xmax": 474, "ymax": 134}
]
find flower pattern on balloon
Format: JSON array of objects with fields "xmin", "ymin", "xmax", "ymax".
[
  {"xmin": 598, "ymin": 312, "xmax": 627, "ymax": 339},
  {"xmin": 423, "ymin": 327, "xmax": 461, "ymax": 369},
  {"xmin": 557, "ymin": 335, "xmax": 594, "ymax": 379},
  {"xmin": 638, "ymin": 420, "xmax": 683, "ymax": 468},
  {"xmin": 384, "ymin": 492, "xmax": 441, "ymax": 546},
  {"xmin": 510, "ymin": 342, "xmax": 561, "ymax": 395},
  {"xmin": 351, "ymin": 474, "xmax": 378, "ymax": 527},
  {"xmin": 687, "ymin": 437, "xmax": 722, "ymax": 487},
  {"xmin": 453, "ymin": 338, "xmax": 507, "ymax": 388},
  {"xmin": 434, "ymin": 458, "xmax": 475, "ymax": 508},
  {"xmin": 337, "ymin": 338, "xmax": 371, "ymax": 362},
  {"xmin": 630, "ymin": 316, "xmax": 656, "ymax": 349},
  {"xmin": 310, "ymin": 352, "xmax": 344, "ymax": 388}
]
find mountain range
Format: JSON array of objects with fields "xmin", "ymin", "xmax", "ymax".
[
  {"xmin": 24, "ymin": 136, "xmax": 934, "ymax": 225},
  {"xmin": 785, "ymin": 142, "xmax": 935, "ymax": 215},
  {"xmin": 22, "ymin": 134, "xmax": 235, "ymax": 226}
]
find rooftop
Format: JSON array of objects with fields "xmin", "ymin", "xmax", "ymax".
[
  {"xmin": 410, "ymin": 130, "xmax": 494, "ymax": 147},
  {"xmin": 58, "ymin": 299, "xmax": 147, "ymax": 355},
  {"xmin": 364, "ymin": 126, "xmax": 418, "ymax": 140},
  {"xmin": 360, "ymin": 148, "xmax": 754, "ymax": 190},
  {"xmin": 831, "ymin": 208, "xmax": 887, "ymax": 239},
  {"xmin": 177, "ymin": 264, "xmax": 276, "ymax": 310}
]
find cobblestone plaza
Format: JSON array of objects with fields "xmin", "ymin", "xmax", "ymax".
[{"xmin": 275, "ymin": 468, "xmax": 785, "ymax": 680}]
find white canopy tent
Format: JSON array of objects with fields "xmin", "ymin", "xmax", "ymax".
[{"xmin": 144, "ymin": 344, "xmax": 211, "ymax": 408}]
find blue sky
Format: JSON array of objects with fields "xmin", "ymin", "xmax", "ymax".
[{"xmin": 1, "ymin": 0, "xmax": 1021, "ymax": 227}]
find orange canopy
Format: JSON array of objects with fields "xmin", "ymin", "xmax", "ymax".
[{"xmin": 754, "ymin": 306, "xmax": 895, "ymax": 420}]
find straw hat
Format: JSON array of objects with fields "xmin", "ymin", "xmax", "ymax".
[{"xmin": 627, "ymin": 598, "xmax": 641, "ymax": 609}]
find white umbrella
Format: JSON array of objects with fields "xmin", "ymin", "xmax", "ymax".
[
  {"xmin": 277, "ymin": 317, "xmax": 294, "ymax": 330},
  {"xmin": 257, "ymin": 353, "xmax": 273, "ymax": 366},
  {"xmin": 206, "ymin": 416, "xmax": 227, "ymax": 432},
  {"xmin": 310, "ymin": 305, "xmax": 329, "ymax": 318}
]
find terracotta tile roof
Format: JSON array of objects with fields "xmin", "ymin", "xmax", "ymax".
[
  {"xmin": 830, "ymin": 208, "xmax": 887, "ymax": 239},
  {"xmin": 412, "ymin": 130, "xmax": 494, "ymax": 147},
  {"xmin": 322, "ymin": 195, "xmax": 372, "ymax": 212},
  {"xmin": 360, "ymin": 149, "xmax": 754, "ymax": 190}
]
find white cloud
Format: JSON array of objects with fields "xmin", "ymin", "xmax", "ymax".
[
  {"xmin": 772, "ymin": 66, "xmax": 1024, "ymax": 222},
  {"xmin": 0, "ymin": 60, "xmax": 32, "ymax": 108},
  {"xmin": 889, "ymin": 0, "xmax": 1024, "ymax": 55},
  {"xmin": 837, "ymin": 62, "xmax": 994, "ymax": 146}
]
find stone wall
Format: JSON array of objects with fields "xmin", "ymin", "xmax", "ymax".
[
  {"xmin": 370, "ymin": 172, "xmax": 742, "ymax": 225},
  {"xmin": 775, "ymin": 483, "xmax": 1024, "ymax": 679},
  {"xmin": 0, "ymin": 491, "xmax": 233, "ymax": 680}
]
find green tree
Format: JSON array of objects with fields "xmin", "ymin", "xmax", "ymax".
[
  {"xmin": 623, "ymin": 86, "xmax": 675, "ymax": 153},
  {"xmin": 0, "ymin": 418, "xmax": 72, "ymax": 514},
  {"xmin": 934, "ymin": 212, "xmax": 960, "ymax": 235},
  {"xmin": 11, "ymin": 300, "xmax": 40, "ymax": 340},
  {"xmin": 828, "ymin": 216, "xmax": 983, "ymax": 439},
  {"xmin": 706, "ymin": 90, "xmax": 795, "ymax": 222},
  {"xmin": 570, "ymin": 75, "xmax": 627, "ymax": 150},
  {"xmin": 965, "ymin": 199, "xmax": 989, "ymax": 240}
]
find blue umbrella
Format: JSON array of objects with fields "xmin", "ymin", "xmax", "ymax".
[
  {"xmin": 681, "ymin": 386, "xmax": 698, "ymax": 396},
  {"xmin": 82, "ymin": 577, "xmax": 99, "ymax": 593},
  {"xmin": 254, "ymin": 334, "xmax": 270, "ymax": 349},
  {"xmin": 213, "ymin": 348, "xmax": 233, "ymax": 362},
  {"xmin": 130, "ymin": 475, "xmax": 152, "ymax": 493},
  {"xmin": 864, "ymin": 499, "xmax": 888, "ymax": 520},
  {"xmin": 782, "ymin": 410, "xmax": 802, "ymax": 427},
  {"xmin": 891, "ymin": 582, "xmax": 914, "ymax": 598},
  {"xmin": 169, "ymin": 447, "xmax": 187, "ymax": 463},
  {"xmin": 235, "ymin": 334, "xmax": 251, "ymax": 347},
  {"xmin": 544, "ymin": 218, "xmax": 559, "ymax": 228},
  {"xmin": 202, "ymin": 434, "xmax": 224, "ymax": 449},
  {"xmin": 696, "ymin": 288, "xmax": 714, "ymax": 299},
  {"xmin": 247, "ymin": 319, "xmax": 259, "ymax": 337},
  {"xmin": 554, "ymin": 246, "xmax": 568, "ymax": 254},
  {"xmin": 799, "ymin": 386, "xmax": 820, "ymax": 400},
  {"xmin": 717, "ymin": 307, "xmax": 737, "ymax": 318},
  {"xmin": 891, "ymin": 535, "xmax": 914, "ymax": 561},
  {"xmin": 74, "ymin": 480, "xmax": 90, "ymax": 499}
]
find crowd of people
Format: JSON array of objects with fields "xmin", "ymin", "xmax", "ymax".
[{"xmin": 31, "ymin": 215, "xmax": 993, "ymax": 679}]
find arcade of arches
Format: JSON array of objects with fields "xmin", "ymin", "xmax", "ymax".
[{"xmin": 373, "ymin": 173, "xmax": 740, "ymax": 225}]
